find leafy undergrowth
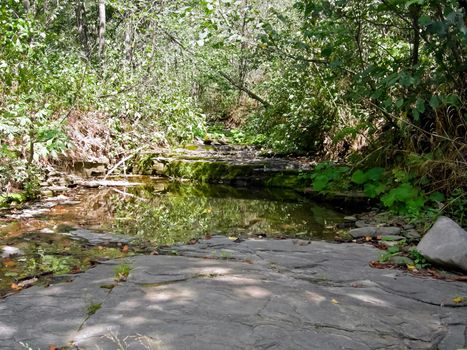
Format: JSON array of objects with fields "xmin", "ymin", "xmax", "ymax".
[
  {"xmin": 303, "ymin": 162, "xmax": 466, "ymax": 229},
  {"xmin": 340, "ymin": 234, "xmax": 467, "ymax": 281}
]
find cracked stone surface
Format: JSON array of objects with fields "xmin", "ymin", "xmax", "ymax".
[
  {"xmin": 1, "ymin": 237, "xmax": 466, "ymax": 350},
  {"xmin": 61, "ymin": 228, "xmax": 134, "ymax": 245}
]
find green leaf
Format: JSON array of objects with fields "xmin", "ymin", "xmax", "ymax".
[
  {"xmin": 366, "ymin": 167, "xmax": 385, "ymax": 182},
  {"xmin": 429, "ymin": 95, "xmax": 440, "ymax": 109},
  {"xmin": 429, "ymin": 192, "xmax": 445, "ymax": 202},
  {"xmin": 364, "ymin": 183, "xmax": 386, "ymax": 198},
  {"xmin": 416, "ymin": 98, "xmax": 425, "ymax": 113},
  {"xmin": 312, "ymin": 175, "xmax": 329, "ymax": 191},
  {"xmin": 351, "ymin": 170, "xmax": 367, "ymax": 185},
  {"xmin": 419, "ymin": 15, "xmax": 431, "ymax": 26}
]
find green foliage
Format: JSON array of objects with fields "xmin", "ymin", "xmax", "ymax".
[
  {"xmin": 114, "ymin": 263, "xmax": 132, "ymax": 282},
  {"xmin": 379, "ymin": 245, "xmax": 401, "ymax": 263},
  {"xmin": 409, "ymin": 249, "xmax": 431, "ymax": 269},
  {"xmin": 307, "ymin": 163, "xmax": 350, "ymax": 192},
  {"xmin": 86, "ymin": 302, "xmax": 102, "ymax": 316},
  {"xmin": 444, "ymin": 189, "xmax": 467, "ymax": 227},
  {"xmin": 309, "ymin": 162, "xmax": 457, "ymax": 219}
]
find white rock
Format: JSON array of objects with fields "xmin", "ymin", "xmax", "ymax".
[{"xmin": 1, "ymin": 246, "xmax": 24, "ymax": 258}]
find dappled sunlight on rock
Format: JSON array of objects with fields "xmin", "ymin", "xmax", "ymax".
[
  {"xmin": 234, "ymin": 286, "xmax": 272, "ymax": 298},
  {"xmin": 145, "ymin": 286, "xmax": 196, "ymax": 303},
  {"xmin": 305, "ymin": 291, "xmax": 326, "ymax": 305},
  {"xmin": 0, "ymin": 323, "xmax": 15, "ymax": 338},
  {"xmin": 214, "ymin": 275, "xmax": 259, "ymax": 285},
  {"xmin": 74, "ymin": 324, "xmax": 116, "ymax": 342},
  {"xmin": 196, "ymin": 266, "xmax": 232, "ymax": 276},
  {"xmin": 1, "ymin": 239, "xmax": 467, "ymax": 349},
  {"xmin": 347, "ymin": 293, "xmax": 391, "ymax": 307}
]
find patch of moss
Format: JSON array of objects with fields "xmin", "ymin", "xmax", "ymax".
[
  {"xmin": 165, "ymin": 161, "xmax": 257, "ymax": 183},
  {"xmin": 264, "ymin": 173, "xmax": 308, "ymax": 189},
  {"xmin": 0, "ymin": 192, "xmax": 28, "ymax": 208}
]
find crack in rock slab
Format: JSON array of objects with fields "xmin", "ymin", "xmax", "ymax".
[{"xmin": 0, "ymin": 238, "xmax": 465, "ymax": 350}]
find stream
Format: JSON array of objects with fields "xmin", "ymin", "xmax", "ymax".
[{"xmin": 0, "ymin": 177, "xmax": 345, "ymax": 296}]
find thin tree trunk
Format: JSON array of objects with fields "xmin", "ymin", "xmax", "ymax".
[
  {"xmin": 237, "ymin": 0, "xmax": 249, "ymax": 104},
  {"xmin": 76, "ymin": 0, "xmax": 90, "ymax": 58},
  {"xmin": 23, "ymin": 0, "xmax": 31, "ymax": 14},
  {"xmin": 98, "ymin": 0, "xmax": 106, "ymax": 61},
  {"xmin": 124, "ymin": 21, "xmax": 133, "ymax": 65},
  {"xmin": 410, "ymin": 4, "xmax": 420, "ymax": 67}
]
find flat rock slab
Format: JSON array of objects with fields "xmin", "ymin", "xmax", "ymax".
[
  {"xmin": 60, "ymin": 228, "xmax": 134, "ymax": 245},
  {"xmin": 1, "ymin": 237, "xmax": 466, "ymax": 350}
]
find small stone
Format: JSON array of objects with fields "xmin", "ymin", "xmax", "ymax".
[
  {"xmin": 1, "ymin": 246, "xmax": 24, "ymax": 258},
  {"xmin": 380, "ymin": 241, "xmax": 399, "ymax": 248},
  {"xmin": 344, "ymin": 216, "xmax": 357, "ymax": 222},
  {"xmin": 45, "ymin": 185, "xmax": 69, "ymax": 192},
  {"xmin": 349, "ymin": 227, "xmax": 377, "ymax": 238},
  {"xmin": 403, "ymin": 229, "xmax": 421, "ymax": 240},
  {"xmin": 389, "ymin": 256, "xmax": 414, "ymax": 266},
  {"xmin": 381, "ymin": 235, "xmax": 405, "ymax": 241},
  {"xmin": 40, "ymin": 190, "xmax": 54, "ymax": 197},
  {"xmin": 45, "ymin": 195, "xmax": 70, "ymax": 202},
  {"xmin": 403, "ymin": 224, "xmax": 415, "ymax": 230},
  {"xmin": 355, "ymin": 220, "xmax": 373, "ymax": 228},
  {"xmin": 39, "ymin": 228, "xmax": 55, "ymax": 234},
  {"xmin": 417, "ymin": 216, "xmax": 467, "ymax": 272},
  {"xmin": 376, "ymin": 227, "xmax": 402, "ymax": 235}
]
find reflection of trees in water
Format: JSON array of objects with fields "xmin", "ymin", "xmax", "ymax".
[{"xmin": 106, "ymin": 183, "xmax": 343, "ymax": 245}]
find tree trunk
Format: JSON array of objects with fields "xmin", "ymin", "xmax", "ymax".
[
  {"xmin": 98, "ymin": 0, "xmax": 106, "ymax": 60},
  {"xmin": 76, "ymin": 0, "xmax": 90, "ymax": 58},
  {"xmin": 410, "ymin": 4, "xmax": 421, "ymax": 67},
  {"xmin": 23, "ymin": 0, "xmax": 31, "ymax": 14},
  {"xmin": 124, "ymin": 21, "xmax": 133, "ymax": 65}
]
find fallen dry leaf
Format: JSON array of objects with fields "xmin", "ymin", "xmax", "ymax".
[
  {"xmin": 452, "ymin": 296, "xmax": 465, "ymax": 304},
  {"xmin": 10, "ymin": 283, "xmax": 21, "ymax": 291},
  {"xmin": 121, "ymin": 245, "xmax": 129, "ymax": 253},
  {"xmin": 3, "ymin": 258, "xmax": 16, "ymax": 268},
  {"xmin": 48, "ymin": 345, "xmax": 58, "ymax": 350},
  {"xmin": 331, "ymin": 298, "xmax": 339, "ymax": 304}
]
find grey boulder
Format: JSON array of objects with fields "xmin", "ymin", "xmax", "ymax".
[
  {"xmin": 1, "ymin": 246, "xmax": 24, "ymax": 258},
  {"xmin": 417, "ymin": 216, "xmax": 467, "ymax": 272},
  {"xmin": 349, "ymin": 227, "xmax": 377, "ymax": 238}
]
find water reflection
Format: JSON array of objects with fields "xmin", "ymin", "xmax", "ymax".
[{"xmin": 97, "ymin": 181, "xmax": 344, "ymax": 245}]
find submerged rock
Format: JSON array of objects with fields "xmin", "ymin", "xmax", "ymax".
[{"xmin": 417, "ymin": 216, "xmax": 467, "ymax": 272}]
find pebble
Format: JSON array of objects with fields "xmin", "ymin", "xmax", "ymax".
[
  {"xmin": 349, "ymin": 227, "xmax": 377, "ymax": 238},
  {"xmin": 355, "ymin": 220, "xmax": 374, "ymax": 228},
  {"xmin": 403, "ymin": 229, "xmax": 421, "ymax": 240},
  {"xmin": 376, "ymin": 227, "xmax": 402, "ymax": 235}
]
